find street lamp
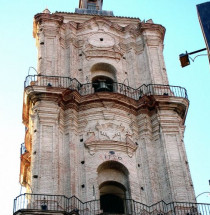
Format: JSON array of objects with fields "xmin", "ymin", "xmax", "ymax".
[
  {"xmin": 179, "ymin": 52, "xmax": 190, "ymax": 67},
  {"xmin": 179, "ymin": 48, "xmax": 207, "ymax": 67}
]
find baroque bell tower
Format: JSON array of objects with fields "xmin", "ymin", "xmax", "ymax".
[{"xmin": 14, "ymin": 1, "xmax": 201, "ymax": 215}]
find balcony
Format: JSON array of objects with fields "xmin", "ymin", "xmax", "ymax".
[
  {"xmin": 13, "ymin": 193, "xmax": 210, "ymax": 215},
  {"xmin": 24, "ymin": 75, "xmax": 188, "ymax": 100}
]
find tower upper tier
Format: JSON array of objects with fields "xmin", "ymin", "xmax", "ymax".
[
  {"xmin": 76, "ymin": 0, "xmax": 113, "ymax": 16},
  {"xmin": 79, "ymin": 0, "xmax": 103, "ymax": 10}
]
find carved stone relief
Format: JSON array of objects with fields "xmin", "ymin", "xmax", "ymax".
[
  {"xmin": 96, "ymin": 122, "xmax": 124, "ymax": 141},
  {"xmin": 84, "ymin": 122, "xmax": 137, "ymax": 157}
]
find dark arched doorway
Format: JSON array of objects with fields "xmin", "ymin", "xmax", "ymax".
[
  {"xmin": 100, "ymin": 194, "xmax": 124, "ymax": 214},
  {"xmin": 99, "ymin": 181, "xmax": 126, "ymax": 214}
]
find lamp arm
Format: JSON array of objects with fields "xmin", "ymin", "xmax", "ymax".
[
  {"xmin": 196, "ymin": 192, "xmax": 210, "ymax": 199},
  {"xmin": 28, "ymin": 66, "xmax": 38, "ymax": 76},
  {"xmin": 188, "ymin": 48, "xmax": 207, "ymax": 55},
  {"xmin": 189, "ymin": 54, "xmax": 208, "ymax": 62}
]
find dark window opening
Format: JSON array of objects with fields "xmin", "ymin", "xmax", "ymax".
[
  {"xmin": 100, "ymin": 38, "xmax": 104, "ymax": 41},
  {"xmin": 92, "ymin": 76, "xmax": 114, "ymax": 92},
  {"xmin": 100, "ymin": 194, "xmax": 124, "ymax": 214}
]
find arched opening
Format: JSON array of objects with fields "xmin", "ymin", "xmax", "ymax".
[
  {"xmin": 91, "ymin": 63, "xmax": 117, "ymax": 93},
  {"xmin": 92, "ymin": 76, "xmax": 113, "ymax": 92},
  {"xmin": 97, "ymin": 161, "xmax": 130, "ymax": 214},
  {"xmin": 100, "ymin": 181, "xmax": 126, "ymax": 214}
]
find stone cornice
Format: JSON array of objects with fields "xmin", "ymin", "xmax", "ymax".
[
  {"xmin": 34, "ymin": 14, "xmax": 142, "ymax": 37},
  {"xmin": 23, "ymin": 87, "xmax": 189, "ymax": 126},
  {"xmin": 33, "ymin": 13, "xmax": 165, "ymax": 44},
  {"xmin": 55, "ymin": 11, "xmax": 140, "ymax": 21},
  {"xmin": 34, "ymin": 13, "xmax": 64, "ymax": 25},
  {"xmin": 141, "ymin": 22, "xmax": 166, "ymax": 42},
  {"xmin": 33, "ymin": 13, "xmax": 64, "ymax": 38}
]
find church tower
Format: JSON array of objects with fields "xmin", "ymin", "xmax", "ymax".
[{"xmin": 14, "ymin": 1, "xmax": 202, "ymax": 214}]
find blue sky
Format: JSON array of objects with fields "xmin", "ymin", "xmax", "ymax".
[{"xmin": 0, "ymin": 0, "xmax": 209, "ymax": 214}]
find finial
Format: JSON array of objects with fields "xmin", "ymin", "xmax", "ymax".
[
  {"xmin": 43, "ymin": 7, "xmax": 50, "ymax": 14},
  {"xmin": 146, "ymin": 19, "xmax": 154, "ymax": 24}
]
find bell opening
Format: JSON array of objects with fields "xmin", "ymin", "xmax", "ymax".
[{"xmin": 92, "ymin": 76, "xmax": 114, "ymax": 92}]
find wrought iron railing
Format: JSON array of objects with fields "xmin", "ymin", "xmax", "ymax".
[
  {"xmin": 14, "ymin": 194, "xmax": 99, "ymax": 215},
  {"xmin": 24, "ymin": 75, "xmax": 188, "ymax": 100},
  {"xmin": 13, "ymin": 193, "xmax": 210, "ymax": 215}
]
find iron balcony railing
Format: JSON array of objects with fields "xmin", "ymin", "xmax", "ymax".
[
  {"xmin": 14, "ymin": 193, "xmax": 210, "ymax": 215},
  {"xmin": 24, "ymin": 75, "xmax": 188, "ymax": 100}
]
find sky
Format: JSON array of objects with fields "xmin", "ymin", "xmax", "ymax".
[{"xmin": 0, "ymin": 0, "xmax": 210, "ymax": 214}]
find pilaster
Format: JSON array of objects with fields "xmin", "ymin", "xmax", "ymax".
[
  {"xmin": 157, "ymin": 108, "xmax": 195, "ymax": 202},
  {"xmin": 34, "ymin": 13, "xmax": 64, "ymax": 76},
  {"xmin": 64, "ymin": 108, "xmax": 79, "ymax": 198},
  {"xmin": 30, "ymin": 97, "xmax": 62, "ymax": 195},
  {"xmin": 137, "ymin": 112, "xmax": 154, "ymax": 205},
  {"xmin": 142, "ymin": 21, "xmax": 168, "ymax": 85}
]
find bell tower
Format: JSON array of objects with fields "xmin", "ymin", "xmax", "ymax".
[{"xmin": 13, "ymin": 0, "xmax": 210, "ymax": 215}]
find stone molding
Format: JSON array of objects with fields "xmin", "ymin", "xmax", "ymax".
[{"xmin": 22, "ymin": 87, "xmax": 189, "ymax": 127}]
